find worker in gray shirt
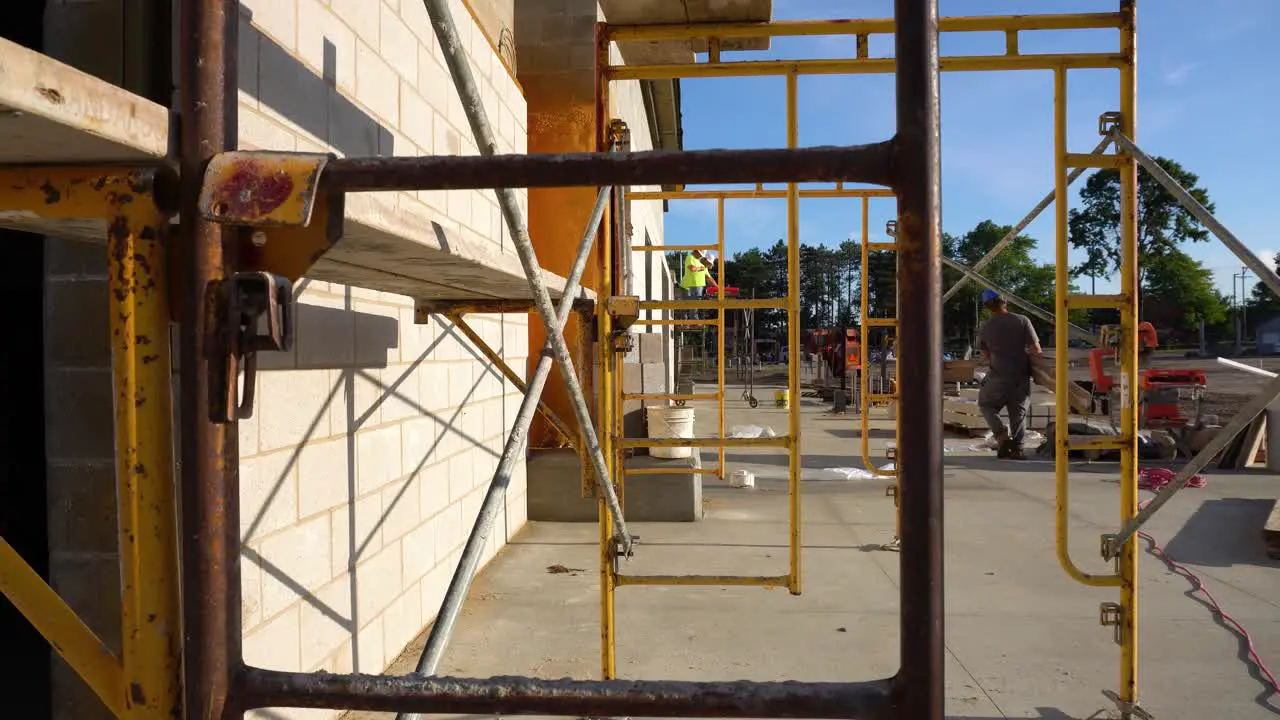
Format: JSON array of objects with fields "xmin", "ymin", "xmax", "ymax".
[{"xmin": 977, "ymin": 289, "xmax": 1042, "ymax": 459}]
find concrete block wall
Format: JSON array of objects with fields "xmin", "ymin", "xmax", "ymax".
[
  {"xmin": 235, "ymin": 0, "xmax": 531, "ymax": 709},
  {"xmin": 606, "ymin": 38, "xmax": 674, "ymax": 393}
]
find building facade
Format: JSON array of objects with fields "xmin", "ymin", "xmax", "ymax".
[{"xmin": 31, "ymin": 1, "xmax": 677, "ymax": 717}]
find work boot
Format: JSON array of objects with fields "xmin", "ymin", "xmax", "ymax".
[
  {"xmin": 990, "ymin": 431, "xmax": 1008, "ymax": 452},
  {"xmin": 997, "ymin": 439, "xmax": 1026, "ymax": 460}
]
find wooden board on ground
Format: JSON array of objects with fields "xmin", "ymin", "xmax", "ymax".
[
  {"xmin": 1263, "ymin": 499, "xmax": 1280, "ymax": 560},
  {"xmin": 0, "ymin": 38, "xmax": 589, "ymax": 304}
]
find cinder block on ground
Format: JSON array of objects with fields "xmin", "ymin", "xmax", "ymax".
[
  {"xmin": 527, "ymin": 448, "xmax": 704, "ymax": 522},
  {"xmin": 622, "ymin": 362, "xmax": 669, "ymax": 444},
  {"xmin": 623, "ymin": 332, "xmax": 667, "ymax": 365}
]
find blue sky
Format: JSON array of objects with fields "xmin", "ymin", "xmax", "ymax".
[{"xmin": 664, "ymin": 0, "xmax": 1279, "ymax": 300}]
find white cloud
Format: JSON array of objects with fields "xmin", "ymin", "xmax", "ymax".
[{"xmin": 1162, "ymin": 61, "xmax": 1200, "ymax": 87}]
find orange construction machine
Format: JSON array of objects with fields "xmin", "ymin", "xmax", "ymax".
[
  {"xmin": 1088, "ymin": 322, "xmax": 1206, "ymax": 428},
  {"xmin": 806, "ymin": 328, "xmax": 861, "ymax": 379}
]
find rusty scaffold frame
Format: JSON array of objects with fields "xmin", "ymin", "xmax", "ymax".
[{"xmin": 0, "ymin": 2, "xmax": 1208, "ymax": 720}]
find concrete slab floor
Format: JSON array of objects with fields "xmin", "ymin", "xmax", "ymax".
[{"xmin": 347, "ymin": 385, "xmax": 1280, "ymax": 720}]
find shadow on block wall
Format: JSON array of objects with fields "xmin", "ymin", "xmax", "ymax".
[
  {"xmin": 240, "ymin": 283, "xmax": 509, "ymax": 675},
  {"xmin": 239, "ymin": 6, "xmax": 394, "ymax": 157}
]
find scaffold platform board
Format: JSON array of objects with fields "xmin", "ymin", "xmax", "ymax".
[{"xmin": 0, "ymin": 36, "xmax": 588, "ymax": 303}]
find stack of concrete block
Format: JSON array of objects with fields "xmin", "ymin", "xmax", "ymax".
[{"xmin": 622, "ymin": 332, "xmax": 672, "ymax": 447}]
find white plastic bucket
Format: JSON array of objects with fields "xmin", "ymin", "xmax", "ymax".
[{"xmin": 646, "ymin": 405, "xmax": 695, "ymax": 459}]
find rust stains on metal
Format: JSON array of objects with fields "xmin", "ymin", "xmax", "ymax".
[
  {"xmin": 130, "ymin": 681, "xmax": 147, "ymax": 705},
  {"xmin": 240, "ymin": 669, "xmax": 896, "ymax": 719},
  {"xmin": 323, "ymin": 142, "xmax": 897, "ymax": 192},
  {"xmin": 199, "ymin": 151, "xmax": 331, "ymax": 227},
  {"xmin": 39, "ymin": 180, "xmax": 60, "ymax": 204},
  {"xmin": 206, "ymin": 158, "xmax": 296, "ymax": 220},
  {"xmin": 35, "ymin": 86, "xmax": 64, "ymax": 104}
]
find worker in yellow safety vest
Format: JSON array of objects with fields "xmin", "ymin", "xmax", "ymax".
[{"xmin": 679, "ymin": 251, "xmax": 708, "ymax": 298}]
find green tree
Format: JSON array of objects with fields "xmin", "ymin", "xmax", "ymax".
[
  {"xmin": 1245, "ymin": 252, "xmax": 1280, "ymax": 324},
  {"xmin": 1068, "ymin": 156, "xmax": 1214, "ymax": 286},
  {"xmin": 942, "ymin": 220, "xmax": 1076, "ymax": 344},
  {"xmin": 1140, "ymin": 249, "xmax": 1227, "ymax": 333}
]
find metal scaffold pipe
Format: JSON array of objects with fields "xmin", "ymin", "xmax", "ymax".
[
  {"xmin": 939, "ymin": 255, "xmax": 1099, "ymax": 345},
  {"xmin": 421, "ymin": 0, "xmax": 629, "ymax": 549},
  {"xmin": 941, "ymin": 136, "xmax": 1112, "ymax": 304},
  {"xmin": 401, "ymin": 185, "xmax": 613, "ymax": 699}
]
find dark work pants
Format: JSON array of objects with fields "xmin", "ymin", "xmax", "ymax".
[{"xmin": 978, "ymin": 375, "xmax": 1031, "ymax": 448}]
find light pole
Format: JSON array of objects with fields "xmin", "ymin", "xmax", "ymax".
[
  {"xmin": 1233, "ymin": 270, "xmax": 1246, "ymax": 356},
  {"xmin": 1240, "ymin": 266, "xmax": 1251, "ymax": 346}
]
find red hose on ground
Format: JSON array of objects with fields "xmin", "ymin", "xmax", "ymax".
[{"xmin": 1136, "ymin": 474, "xmax": 1279, "ymax": 697}]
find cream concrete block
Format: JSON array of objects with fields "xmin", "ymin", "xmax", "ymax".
[
  {"xmin": 297, "ymin": 436, "xmax": 351, "ymax": 519},
  {"xmin": 446, "ymin": 450, "xmax": 475, "ymax": 503},
  {"xmin": 350, "ymin": 485, "xmax": 383, "ymax": 564},
  {"xmin": 355, "ymin": 614, "xmax": 386, "ymax": 673},
  {"xmin": 399, "ymin": 0, "xmax": 434, "ymax": 49},
  {"xmin": 296, "ymin": 0, "xmax": 357, "ymax": 92},
  {"xmin": 356, "ymin": 40, "xmax": 400, "ymax": 125},
  {"xmin": 483, "ymin": 397, "xmax": 504, "ymax": 443},
  {"xmin": 419, "ymin": 558, "xmax": 450, "ymax": 624},
  {"xmin": 241, "ymin": 556, "xmax": 264, "ymax": 630},
  {"xmin": 446, "ymin": 189, "xmax": 472, "ymax": 230},
  {"xmin": 240, "ymin": 448, "xmax": 300, "ymax": 541},
  {"xmin": 239, "ymin": 404, "xmax": 261, "ymax": 459},
  {"xmin": 380, "ymin": 478, "xmax": 421, "ymax": 542},
  {"xmin": 468, "ymin": 192, "xmax": 491, "ymax": 236},
  {"xmin": 257, "ymin": 370, "xmax": 338, "ymax": 452},
  {"xmin": 329, "ymin": 0, "xmax": 379, "ymax": 45},
  {"xmin": 354, "ymin": 299, "xmax": 402, "ymax": 368},
  {"xmin": 355, "ymin": 542, "xmax": 403, "ymax": 621},
  {"xmin": 381, "ymin": 583, "xmax": 423, "ymax": 661},
  {"xmin": 417, "ymin": 46, "xmax": 451, "ymax": 107},
  {"xmin": 419, "ymin": 189, "xmax": 447, "ymax": 212},
  {"xmin": 460, "ymin": 483, "xmax": 486, "ymax": 531},
  {"xmin": 401, "ymin": 413, "xmax": 440, "ymax": 472},
  {"xmin": 298, "ymin": 577, "xmax": 355, "ymax": 670},
  {"xmin": 379, "ymin": 3, "xmax": 418, "ymax": 82},
  {"xmin": 433, "ymin": 501, "xmax": 463, "ymax": 561},
  {"xmin": 400, "ymin": 517, "xmax": 437, "ymax": 582},
  {"xmin": 399, "ymin": 84, "xmax": 435, "ymax": 153},
  {"xmin": 459, "ymin": 406, "xmax": 483, "ymax": 449},
  {"xmin": 432, "ymin": 410, "xmax": 462, "ymax": 460},
  {"xmin": 330, "ymin": 507, "xmax": 352, "ymax": 578},
  {"xmin": 357, "ymin": 424, "xmax": 403, "ymax": 494},
  {"xmin": 244, "ymin": 603, "xmax": 301, "ymax": 671},
  {"xmin": 418, "ymin": 459, "xmax": 450, "ymax": 520},
  {"xmin": 399, "ymin": 306, "xmax": 439, "ymax": 363},
  {"xmin": 325, "ymin": 638, "xmax": 355, "ymax": 674},
  {"xmin": 296, "ymin": 291, "xmax": 355, "ymax": 369},
  {"xmin": 497, "ymin": 104, "xmax": 516, "ymax": 150},
  {"xmin": 258, "ymin": 513, "xmax": 333, "ymax": 617},
  {"xmin": 243, "ymin": 0, "xmax": 298, "ymax": 51},
  {"xmin": 505, "ymin": 488, "xmax": 527, "ymax": 538},
  {"xmin": 446, "ymin": 363, "xmax": 475, "ymax": 408},
  {"xmin": 329, "ymin": 369, "xmax": 383, "ymax": 433},
  {"xmin": 378, "ymin": 367, "xmax": 422, "ymax": 424}
]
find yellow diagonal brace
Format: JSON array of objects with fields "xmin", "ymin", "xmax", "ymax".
[
  {"xmin": 0, "ymin": 537, "xmax": 124, "ymax": 717},
  {"xmin": 448, "ymin": 313, "xmax": 577, "ymax": 448}
]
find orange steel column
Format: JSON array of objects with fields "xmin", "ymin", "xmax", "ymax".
[{"xmin": 522, "ymin": 21, "xmax": 607, "ymax": 449}]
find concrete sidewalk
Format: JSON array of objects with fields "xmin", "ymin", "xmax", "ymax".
[{"xmin": 358, "ymin": 389, "xmax": 1280, "ymax": 719}]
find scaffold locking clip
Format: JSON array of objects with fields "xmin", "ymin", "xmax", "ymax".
[{"xmin": 211, "ymin": 271, "xmax": 294, "ymax": 422}]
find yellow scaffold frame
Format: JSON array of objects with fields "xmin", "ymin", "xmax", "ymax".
[
  {"xmin": 0, "ymin": 167, "xmax": 182, "ymax": 719},
  {"xmin": 602, "ymin": 5, "xmax": 1142, "ymax": 713}
]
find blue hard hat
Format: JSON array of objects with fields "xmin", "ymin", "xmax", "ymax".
[{"xmin": 981, "ymin": 289, "xmax": 1001, "ymax": 304}]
